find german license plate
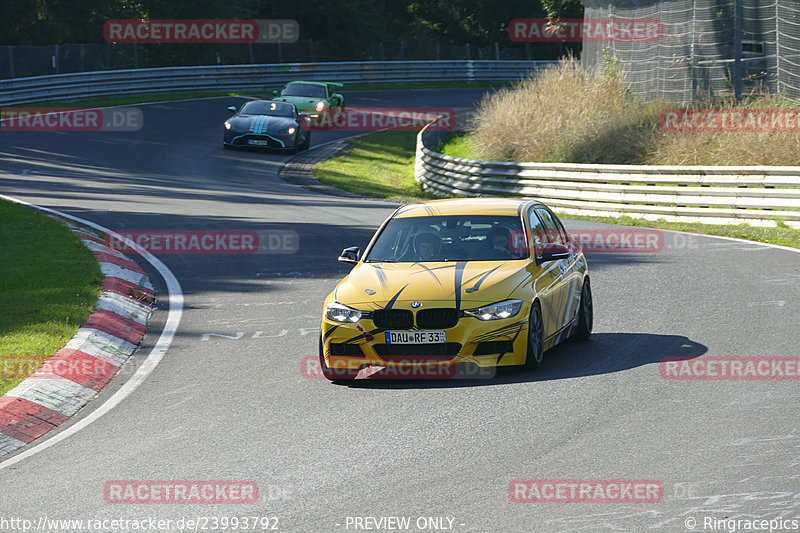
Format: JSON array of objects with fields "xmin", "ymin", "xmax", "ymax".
[
  {"xmin": 248, "ymin": 139, "xmax": 270, "ymax": 146},
  {"xmin": 384, "ymin": 331, "xmax": 447, "ymax": 344}
]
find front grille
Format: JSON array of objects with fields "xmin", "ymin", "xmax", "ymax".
[
  {"xmin": 234, "ymin": 135, "xmax": 283, "ymax": 148},
  {"xmin": 371, "ymin": 309, "xmax": 413, "ymax": 329},
  {"xmin": 374, "ymin": 343, "xmax": 462, "ymax": 361},
  {"xmin": 416, "ymin": 308, "xmax": 460, "ymax": 329},
  {"xmin": 329, "ymin": 343, "xmax": 364, "ymax": 357},
  {"xmin": 472, "ymin": 340, "xmax": 514, "ymax": 356}
]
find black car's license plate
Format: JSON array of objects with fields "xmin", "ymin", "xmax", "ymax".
[{"xmin": 247, "ymin": 139, "xmax": 270, "ymax": 146}]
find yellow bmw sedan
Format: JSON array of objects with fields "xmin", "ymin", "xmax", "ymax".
[{"xmin": 319, "ymin": 198, "xmax": 592, "ymax": 381}]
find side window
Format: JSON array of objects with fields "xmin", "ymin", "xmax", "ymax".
[
  {"xmin": 536, "ymin": 208, "xmax": 566, "ymax": 245},
  {"xmin": 527, "ymin": 209, "xmax": 546, "ymax": 259}
]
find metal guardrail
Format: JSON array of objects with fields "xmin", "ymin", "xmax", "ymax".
[
  {"xmin": 415, "ymin": 119, "xmax": 800, "ymax": 228},
  {"xmin": 0, "ymin": 60, "xmax": 554, "ymax": 106}
]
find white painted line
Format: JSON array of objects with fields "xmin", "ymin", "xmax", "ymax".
[{"xmin": 0, "ymin": 195, "xmax": 183, "ymax": 470}]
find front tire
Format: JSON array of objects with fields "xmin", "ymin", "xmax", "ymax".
[
  {"xmin": 300, "ymin": 131, "xmax": 311, "ymax": 150},
  {"xmin": 574, "ymin": 278, "xmax": 593, "ymax": 341},
  {"xmin": 525, "ymin": 301, "xmax": 544, "ymax": 369}
]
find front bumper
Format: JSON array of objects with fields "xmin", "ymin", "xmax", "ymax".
[
  {"xmin": 321, "ymin": 301, "xmax": 531, "ymax": 375},
  {"xmin": 223, "ymin": 131, "xmax": 295, "ymax": 149}
]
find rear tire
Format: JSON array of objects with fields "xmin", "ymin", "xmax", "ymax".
[
  {"xmin": 525, "ymin": 301, "xmax": 544, "ymax": 369},
  {"xmin": 319, "ymin": 334, "xmax": 358, "ymax": 383},
  {"xmin": 574, "ymin": 278, "xmax": 593, "ymax": 341}
]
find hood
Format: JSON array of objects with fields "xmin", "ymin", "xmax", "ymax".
[
  {"xmin": 233, "ymin": 114, "xmax": 295, "ymax": 133},
  {"xmin": 274, "ymin": 96, "xmax": 320, "ymax": 111},
  {"xmin": 334, "ymin": 261, "xmax": 529, "ymax": 309}
]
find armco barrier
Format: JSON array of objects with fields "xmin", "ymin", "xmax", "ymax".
[
  {"xmin": 415, "ymin": 118, "xmax": 800, "ymax": 228},
  {"xmin": 0, "ymin": 60, "xmax": 554, "ymax": 106}
]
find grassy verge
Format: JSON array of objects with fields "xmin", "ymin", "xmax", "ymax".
[
  {"xmin": 0, "ymin": 200, "xmax": 103, "ymax": 396},
  {"xmin": 313, "ymin": 130, "xmax": 434, "ymax": 202},
  {"xmin": 313, "ymin": 129, "xmax": 800, "ymax": 250},
  {"xmin": 462, "ymin": 58, "xmax": 800, "ymax": 166}
]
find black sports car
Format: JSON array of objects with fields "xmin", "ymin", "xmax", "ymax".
[{"xmin": 223, "ymin": 100, "xmax": 311, "ymax": 152}]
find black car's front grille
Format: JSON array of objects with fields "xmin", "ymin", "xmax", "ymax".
[
  {"xmin": 371, "ymin": 309, "xmax": 414, "ymax": 329},
  {"xmin": 374, "ymin": 343, "xmax": 462, "ymax": 361},
  {"xmin": 416, "ymin": 308, "xmax": 460, "ymax": 329}
]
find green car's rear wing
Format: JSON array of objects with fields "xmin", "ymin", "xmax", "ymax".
[{"xmin": 325, "ymin": 82, "xmax": 344, "ymax": 91}]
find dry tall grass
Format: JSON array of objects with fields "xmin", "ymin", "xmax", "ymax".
[{"xmin": 469, "ymin": 59, "xmax": 800, "ymax": 166}]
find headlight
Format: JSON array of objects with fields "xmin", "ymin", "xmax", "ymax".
[
  {"xmin": 315, "ymin": 101, "xmax": 326, "ymax": 112},
  {"xmin": 464, "ymin": 299, "xmax": 523, "ymax": 321},
  {"xmin": 325, "ymin": 302, "xmax": 362, "ymax": 323},
  {"xmin": 224, "ymin": 121, "xmax": 232, "ymax": 130},
  {"xmin": 288, "ymin": 127, "xmax": 296, "ymax": 134}
]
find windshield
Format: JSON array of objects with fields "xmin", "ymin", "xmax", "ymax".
[
  {"xmin": 239, "ymin": 101, "xmax": 295, "ymax": 117},
  {"xmin": 365, "ymin": 215, "xmax": 527, "ymax": 262},
  {"xmin": 281, "ymin": 83, "xmax": 326, "ymax": 98}
]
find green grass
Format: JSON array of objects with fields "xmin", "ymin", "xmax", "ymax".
[
  {"xmin": 313, "ymin": 130, "xmax": 435, "ymax": 202},
  {"xmin": 314, "ymin": 129, "xmax": 800, "ymax": 250},
  {"xmin": 0, "ymin": 200, "xmax": 103, "ymax": 396},
  {"xmin": 435, "ymin": 132, "xmax": 479, "ymax": 159}
]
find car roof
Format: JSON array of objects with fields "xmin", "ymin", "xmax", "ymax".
[{"xmin": 393, "ymin": 198, "xmax": 546, "ymax": 218}]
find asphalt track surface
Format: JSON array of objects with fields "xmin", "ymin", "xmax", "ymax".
[{"xmin": 1, "ymin": 89, "xmax": 800, "ymax": 532}]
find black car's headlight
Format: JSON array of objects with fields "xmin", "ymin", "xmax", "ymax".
[
  {"xmin": 224, "ymin": 121, "xmax": 232, "ymax": 130},
  {"xmin": 277, "ymin": 127, "xmax": 296, "ymax": 134},
  {"xmin": 325, "ymin": 302, "xmax": 363, "ymax": 323},
  {"xmin": 464, "ymin": 299, "xmax": 523, "ymax": 321}
]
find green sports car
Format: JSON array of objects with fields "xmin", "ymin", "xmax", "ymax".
[{"xmin": 271, "ymin": 81, "xmax": 345, "ymax": 117}]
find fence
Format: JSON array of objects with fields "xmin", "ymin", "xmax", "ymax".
[
  {"xmin": 415, "ymin": 118, "xmax": 800, "ymax": 228},
  {"xmin": 0, "ymin": 60, "xmax": 553, "ymax": 106},
  {"xmin": 581, "ymin": 0, "xmax": 800, "ymax": 104},
  {"xmin": 0, "ymin": 40, "xmax": 565, "ymax": 80}
]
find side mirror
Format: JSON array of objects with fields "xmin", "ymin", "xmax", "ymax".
[
  {"xmin": 338, "ymin": 246, "xmax": 360, "ymax": 264},
  {"xmin": 540, "ymin": 242, "xmax": 570, "ymax": 262},
  {"xmin": 299, "ymin": 112, "xmax": 309, "ymax": 119},
  {"xmin": 227, "ymin": 106, "xmax": 237, "ymax": 113},
  {"xmin": 272, "ymin": 89, "xmax": 280, "ymax": 96}
]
